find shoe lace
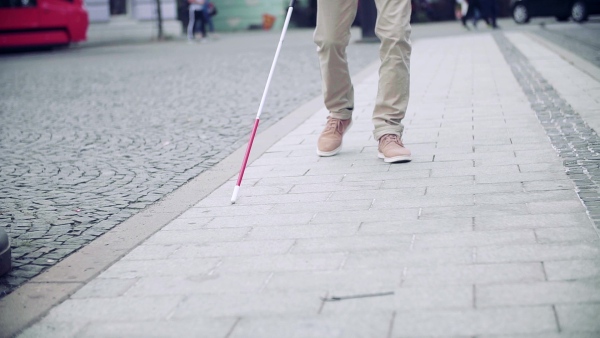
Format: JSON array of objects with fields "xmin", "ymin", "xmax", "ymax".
[
  {"xmin": 380, "ymin": 134, "xmax": 404, "ymax": 147},
  {"xmin": 324, "ymin": 118, "xmax": 345, "ymax": 135}
]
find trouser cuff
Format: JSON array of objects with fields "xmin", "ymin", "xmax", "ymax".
[{"xmin": 329, "ymin": 109, "xmax": 353, "ymax": 121}]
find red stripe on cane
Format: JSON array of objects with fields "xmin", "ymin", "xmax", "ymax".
[{"xmin": 236, "ymin": 118, "xmax": 260, "ymax": 186}]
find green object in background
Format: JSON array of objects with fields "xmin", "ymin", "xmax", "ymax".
[{"xmin": 211, "ymin": 0, "xmax": 290, "ymax": 32}]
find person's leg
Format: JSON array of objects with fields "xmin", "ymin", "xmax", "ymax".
[
  {"xmin": 463, "ymin": 1, "xmax": 478, "ymax": 28},
  {"xmin": 462, "ymin": 1, "xmax": 472, "ymax": 26},
  {"xmin": 194, "ymin": 10, "xmax": 206, "ymax": 38},
  {"xmin": 314, "ymin": 0, "xmax": 358, "ymax": 156},
  {"xmin": 187, "ymin": 6, "xmax": 195, "ymax": 40},
  {"xmin": 199, "ymin": 11, "xmax": 207, "ymax": 37},
  {"xmin": 313, "ymin": 0, "xmax": 358, "ymax": 121},
  {"xmin": 203, "ymin": 8, "xmax": 214, "ymax": 32},
  {"xmin": 490, "ymin": 0, "xmax": 498, "ymax": 27},
  {"xmin": 372, "ymin": 0, "xmax": 411, "ymax": 141}
]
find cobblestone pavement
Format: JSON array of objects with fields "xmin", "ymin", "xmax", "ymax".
[{"xmin": 0, "ymin": 29, "xmax": 380, "ymax": 295}]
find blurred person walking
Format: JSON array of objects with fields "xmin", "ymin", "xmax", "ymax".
[
  {"xmin": 203, "ymin": 0, "xmax": 219, "ymax": 39},
  {"xmin": 456, "ymin": 0, "xmax": 468, "ymax": 20},
  {"xmin": 187, "ymin": 0, "xmax": 207, "ymax": 42},
  {"xmin": 314, "ymin": 0, "xmax": 412, "ymax": 163},
  {"xmin": 461, "ymin": 0, "xmax": 488, "ymax": 29},
  {"xmin": 480, "ymin": 0, "xmax": 498, "ymax": 28}
]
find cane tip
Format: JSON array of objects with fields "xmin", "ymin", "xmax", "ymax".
[{"xmin": 231, "ymin": 186, "xmax": 240, "ymax": 204}]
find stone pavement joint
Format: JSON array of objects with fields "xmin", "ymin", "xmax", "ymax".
[{"xmin": 8, "ymin": 30, "xmax": 600, "ymax": 337}]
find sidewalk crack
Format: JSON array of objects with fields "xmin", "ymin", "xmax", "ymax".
[
  {"xmin": 356, "ymin": 222, "xmax": 364, "ymax": 234},
  {"xmin": 321, "ymin": 291, "xmax": 394, "ymax": 302},
  {"xmin": 317, "ymin": 291, "xmax": 329, "ymax": 314},
  {"xmin": 386, "ymin": 311, "xmax": 397, "ymax": 338},
  {"xmin": 286, "ymin": 239, "xmax": 298, "ymax": 254},
  {"xmin": 553, "ymin": 305, "xmax": 562, "ymax": 333},
  {"xmin": 541, "ymin": 261, "xmax": 549, "ymax": 281},
  {"xmin": 258, "ymin": 272, "xmax": 274, "ymax": 293},
  {"xmin": 399, "ymin": 267, "xmax": 408, "ymax": 287},
  {"xmin": 325, "ymin": 191, "xmax": 334, "ymax": 202},
  {"xmin": 224, "ymin": 317, "xmax": 242, "ymax": 338},
  {"xmin": 338, "ymin": 252, "xmax": 349, "ymax": 270},
  {"xmin": 208, "ymin": 260, "xmax": 223, "ymax": 276}
]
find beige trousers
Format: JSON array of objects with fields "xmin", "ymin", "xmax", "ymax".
[{"xmin": 313, "ymin": 0, "xmax": 412, "ymax": 140}]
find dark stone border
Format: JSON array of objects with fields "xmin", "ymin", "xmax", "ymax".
[{"xmin": 494, "ymin": 32, "xmax": 600, "ymax": 231}]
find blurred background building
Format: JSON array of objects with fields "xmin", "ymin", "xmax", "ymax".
[{"xmin": 84, "ymin": 0, "xmax": 513, "ymax": 33}]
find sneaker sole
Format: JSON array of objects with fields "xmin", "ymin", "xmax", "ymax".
[
  {"xmin": 316, "ymin": 119, "xmax": 353, "ymax": 157},
  {"xmin": 317, "ymin": 145, "xmax": 342, "ymax": 157},
  {"xmin": 378, "ymin": 152, "xmax": 411, "ymax": 163}
]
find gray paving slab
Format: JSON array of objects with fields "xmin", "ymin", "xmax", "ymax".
[
  {"xmin": 402, "ymin": 262, "xmax": 545, "ymax": 287},
  {"xmin": 535, "ymin": 227, "xmax": 600, "ymax": 245},
  {"xmin": 10, "ymin": 31, "xmax": 600, "ymax": 338},
  {"xmin": 77, "ymin": 319, "xmax": 238, "ymax": 338},
  {"xmin": 477, "ymin": 281, "xmax": 600, "ymax": 307},
  {"xmin": 229, "ymin": 314, "xmax": 392, "ymax": 338},
  {"xmin": 475, "ymin": 213, "xmax": 593, "ymax": 231},
  {"xmin": 169, "ymin": 240, "xmax": 295, "ymax": 258},
  {"xmin": 344, "ymin": 248, "xmax": 475, "ymax": 269},
  {"xmin": 123, "ymin": 273, "xmax": 271, "ymax": 296},
  {"xmin": 543, "ymin": 259, "xmax": 600, "ymax": 281},
  {"xmin": 171, "ymin": 292, "xmax": 324, "ymax": 318},
  {"xmin": 390, "ymin": 307, "xmax": 557, "ymax": 336},
  {"xmin": 263, "ymin": 269, "xmax": 399, "ymax": 294},
  {"xmin": 476, "ymin": 243, "xmax": 600, "ymax": 263},
  {"xmin": 555, "ymin": 304, "xmax": 600, "ymax": 332},
  {"xmin": 246, "ymin": 223, "xmax": 360, "ymax": 240},
  {"xmin": 479, "ymin": 333, "xmax": 600, "ymax": 338},
  {"xmin": 42, "ymin": 295, "xmax": 184, "ymax": 322}
]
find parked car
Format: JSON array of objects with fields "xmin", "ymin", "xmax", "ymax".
[
  {"xmin": 0, "ymin": 0, "xmax": 88, "ymax": 48},
  {"xmin": 510, "ymin": 0, "xmax": 600, "ymax": 23}
]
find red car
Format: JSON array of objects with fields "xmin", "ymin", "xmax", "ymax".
[{"xmin": 0, "ymin": 0, "xmax": 88, "ymax": 48}]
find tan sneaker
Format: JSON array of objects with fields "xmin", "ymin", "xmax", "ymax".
[
  {"xmin": 378, "ymin": 134, "xmax": 411, "ymax": 163},
  {"xmin": 317, "ymin": 117, "xmax": 353, "ymax": 157}
]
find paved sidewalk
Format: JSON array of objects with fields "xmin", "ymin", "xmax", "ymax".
[{"xmin": 17, "ymin": 32, "xmax": 600, "ymax": 337}]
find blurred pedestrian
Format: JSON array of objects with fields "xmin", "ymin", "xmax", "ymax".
[
  {"xmin": 456, "ymin": 0, "xmax": 468, "ymax": 20},
  {"xmin": 187, "ymin": 0, "xmax": 206, "ymax": 43},
  {"xmin": 480, "ymin": 0, "xmax": 498, "ymax": 28},
  {"xmin": 461, "ymin": 0, "xmax": 488, "ymax": 29},
  {"xmin": 203, "ymin": 0, "xmax": 219, "ymax": 39},
  {"xmin": 314, "ymin": 0, "xmax": 412, "ymax": 163}
]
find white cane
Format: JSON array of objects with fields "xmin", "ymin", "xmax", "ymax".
[{"xmin": 231, "ymin": 0, "xmax": 297, "ymax": 204}]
